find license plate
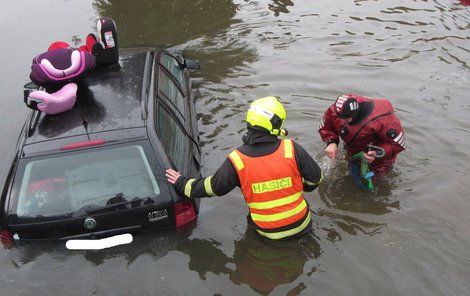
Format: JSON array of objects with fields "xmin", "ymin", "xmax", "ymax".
[{"xmin": 66, "ymin": 233, "xmax": 133, "ymax": 250}]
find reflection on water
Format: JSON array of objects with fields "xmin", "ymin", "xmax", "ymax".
[
  {"xmin": 174, "ymin": 227, "xmax": 320, "ymax": 295},
  {"xmin": 269, "ymin": 0, "xmax": 295, "ymax": 17},
  {"xmin": 92, "ymin": 0, "xmax": 239, "ymax": 47},
  {"xmin": 315, "ymin": 208, "xmax": 385, "ymax": 240},
  {"xmin": 6, "ymin": 229, "xmax": 180, "ymax": 267},
  {"xmin": 1, "ymin": 0, "xmax": 470, "ymax": 294},
  {"xmin": 228, "ymin": 229, "xmax": 319, "ymax": 295},
  {"xmin": 6, "ymin": 226, "xmax": 321, "ymax": 295},
  {"xmin": 461, "ymin": 0, "xmax": 470, "ymax": 6}
]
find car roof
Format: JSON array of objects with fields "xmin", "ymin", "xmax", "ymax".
[{"xmin": 25, "ymin": 49, "xmax": 149, "ymax": 145}]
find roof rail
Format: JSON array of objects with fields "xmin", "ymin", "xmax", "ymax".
[
  {"xmin": 141, "ymin": 50, "xmax": 154, "ymax": 120},
  {"xmin": 23, "ymin": 82, "xmax": 42, "ymax": 137},
  {"xmin": 27, "ymin": 110, "xmax": 41, "ymax": 138}
]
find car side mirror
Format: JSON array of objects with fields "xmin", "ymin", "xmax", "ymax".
[{"xmin": 184, "ymin": 59, "xmax": 200, "ymax": 70}]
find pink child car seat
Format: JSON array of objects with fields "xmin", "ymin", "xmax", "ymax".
[{"xmin": 26, "ymin": 83, "xmax": 78, "ymax": 115}]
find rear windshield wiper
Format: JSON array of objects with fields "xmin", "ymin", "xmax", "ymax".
[
  {"xmin": 77, "ymin": 195, "xmax": 155, "ymax": 216},
  {"xmin": 106, "ymin": 192, "xmax": 125, "ymax": 205}
]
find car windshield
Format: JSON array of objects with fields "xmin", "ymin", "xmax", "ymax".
[{"xmin": 14, "ymin": 144, "xmax": 160, "ymax": 218}]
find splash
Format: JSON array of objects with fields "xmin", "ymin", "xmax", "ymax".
[
  {"xmin": 314, "ymin": 149, "xmax": 348, "ymax": 181},
  {"xmin": 314, "ymin": 154, "xmax": 333, "ymax": 178}
]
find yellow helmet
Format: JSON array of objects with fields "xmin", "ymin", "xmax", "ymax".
[{"xmin": 246, "ymin": 96, "xmax": 287, "ymax": 136}]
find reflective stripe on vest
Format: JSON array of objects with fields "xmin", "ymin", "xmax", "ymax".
[
  {"xmin": 256, "ymin": 211, "xmax": 311, "ymax": 240},
  {"xmin": 250, "ymin": 199, "xmax": 307, "ymax": 222},
  {"xmin": 229, "ymin": 151, "xmax": 244, "ymax": 170},
  {"xmin": 247, "ymin": 191, "xmax": 302, "ymax": 210},
  {"xmin": 284, "ymin": 139, "xmax": 293, "ymax": 158},
  {"xmin": 228, "ymin": 139, "xmax": 309, "ymax": 235}
]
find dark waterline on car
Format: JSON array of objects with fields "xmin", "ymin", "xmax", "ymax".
[{"xmin": 0, "ymin": 0, "xmax": 469, "ymax": 295}]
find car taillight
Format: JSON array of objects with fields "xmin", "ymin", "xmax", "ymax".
[
  {"xmin": 174, "ymin": 201, "xmax": 197, "ymax": 228},
  {"xmin": 0, "ymin": 230, "xmax": 13, "ymax": 249}
]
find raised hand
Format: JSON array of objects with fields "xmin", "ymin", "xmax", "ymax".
[{"xmin": 165, "ymin": 169, "xmax": 181, "ymax": 184}]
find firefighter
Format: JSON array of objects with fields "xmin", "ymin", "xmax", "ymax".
[
  {"xmin": 318, "ymin": 94, "xmax": 405, "ymax": 176},
  {"xmin": 166, "ymin": 96, "xmax": 322, "ymax": 240}
]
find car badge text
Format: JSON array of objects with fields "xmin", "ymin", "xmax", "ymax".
[{"xmin": 148, "ymin": 209, "xmax": 168, "ymax": 222}]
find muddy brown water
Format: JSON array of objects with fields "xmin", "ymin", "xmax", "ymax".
[{"xmin": 0, "ymin": 0, "xmax": 469, "ymax": 295}]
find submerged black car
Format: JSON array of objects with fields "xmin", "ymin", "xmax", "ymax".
[{"xmin": 0, "ymin": 49, "xmax": 201, "ymax": 244}]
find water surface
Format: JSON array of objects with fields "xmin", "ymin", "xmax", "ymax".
[{"xmin": 0, "ymin": 0, "xmax": 469, "ymax": 295}]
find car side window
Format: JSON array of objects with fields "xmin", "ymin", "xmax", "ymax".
[
  {"xmin": 156, "ymin": 103, "xmax": 189, "ymax": 171},
  {"xmin": 160, "ymin": 53, "xmax": 187, "ymax": 90},
  {"xmin": 158, "ymin": 69, "xmax": 186, "ymax": 121}
]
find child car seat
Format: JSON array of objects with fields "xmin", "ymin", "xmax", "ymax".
[
  {"xmin": 26, "ymin": 83, "xmax": 78, "ymax": 115},
  {"xmin": 91, "ymin": 17, "xmax": 119, "ymax": 65},
  {"xmin": 30, "ymin": 48, "xmax": 96, "ymax": 88}
]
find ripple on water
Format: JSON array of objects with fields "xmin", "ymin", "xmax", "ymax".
[{"xmin": 1, "ymin": 0, "xmax": 470, "ymax": 294}]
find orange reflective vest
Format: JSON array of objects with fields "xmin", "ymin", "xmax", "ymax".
[{"xmin": 228, "ymin": 139, "xmax": 311, "ymax": 240}]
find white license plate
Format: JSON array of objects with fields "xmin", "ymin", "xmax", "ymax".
[{"xmin": 66, "ymin": 233, "xmax": 133, "ymax": 250}]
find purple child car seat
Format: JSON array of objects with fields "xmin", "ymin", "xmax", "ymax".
[{"xmin": 30, "ymin": 48, "xmax": 96, "ymax": 88}]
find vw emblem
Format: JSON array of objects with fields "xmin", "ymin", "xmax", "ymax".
[{"xmin": 84, "ymin": 217, "xmax": 97, "ymax": 230}]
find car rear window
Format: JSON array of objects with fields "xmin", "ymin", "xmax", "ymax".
[{"xmin": 13, "ymin": 144, "xmax": 160, "ymax": 218}]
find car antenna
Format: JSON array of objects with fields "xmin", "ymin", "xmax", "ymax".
[
  {"xmin": 82, "ymin": 119, "xmax": 90, "ymax": 140},
  {"xmin": 75, "ymin": 98, "xmax": 91, "ymax": 140}
]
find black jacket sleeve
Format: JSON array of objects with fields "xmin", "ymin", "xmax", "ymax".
[
  {"xmin": 174, "ymin": 158, "xmax": 240, "ymax": 199},
  {"xmin": 293, "ymin": 141, "xmax": 323, "ymax": 192}
]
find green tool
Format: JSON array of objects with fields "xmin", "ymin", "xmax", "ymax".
[{"xmin": 350, "ymin": 145, "xmax": 385, "ymax": 191}]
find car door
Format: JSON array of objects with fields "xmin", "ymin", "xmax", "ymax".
[{"xmin": 155, "ymin": 52, "xmax": 201, "ymax": 177}]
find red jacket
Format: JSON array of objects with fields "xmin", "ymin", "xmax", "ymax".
[{"xmin": 318, "ymin": 95, "xmax": 405, "ymax": 175}]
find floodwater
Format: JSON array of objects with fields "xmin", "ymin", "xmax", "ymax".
[{"xmin": 1, "ymin": 0, "xmax": 469, "ymax": 295}]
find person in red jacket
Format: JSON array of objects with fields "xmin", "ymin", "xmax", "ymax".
[{"xmin": 318, "ymin": 94, "xmax": 405, "ymax": 176}]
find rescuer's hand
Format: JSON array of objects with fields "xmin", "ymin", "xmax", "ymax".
[
  {"xmin": 364, "ymin": 151, "xmax": 376, "ymax": 163},
  {"xmin": 325, "ymin": 143, "xmax": 338, "ymax": 164},
  {"xmin": 166, "ymin": 169, "xmax": 181, "ymax": 184}
]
